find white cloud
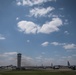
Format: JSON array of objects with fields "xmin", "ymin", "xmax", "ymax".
[
  {"xmin": 48, "ymin": 13, "xmax": 52, "ymax": 17},
  {"xmin": 0, "ymin": 52, "xmax": 17, "ymax": 66},
  {"xmin": 41, "ymin": 41, "xmax": 49, "ymax": 47},
  {"xmin": 59, "ymin": 15, "xmax": 64, "ymax": 17},
  {"xmin": 51, "ymin": 42, "xmax": 76, "ymax": 50},
  {"xmin": 16, "ymin": 0, "xmax": 56, "ymax": 6},
  {"xmin": 35, "ymin": 55, "xmax": 42, "ymax": 60},
  {"xmin": 48, "ymin": 14, "xmax": 59, "ymax": 18},
  {"xmin": 0, "ymin": 34, "xmax": 6, "ymax": 40},
  {"xmin": 29, "ymin": 7, "xmax": 55, "ymax": 17},
  {"xmin": 0, "ymin": 52, "xmax": 17, "ymax": 57},
  {"xmin": 63, "ymin": 44, "xmax": 76, "ymax": 50},
  {"xmin": 17, "ymin": 20, "xmax": 40, "ymax": 34},
  {"xmin": 51, "ymin": 42, "xmax": 66, "ymax": 46},
  {"xmin": 17, "ymin": 17, "xmax": 63, "ymax": 34},
  {"xmin": 52, "ymin": 15, "xmax": 58, "ymax": 18},
  {"xmin": 17, "ymin": 1, "xmax": 22, "ymax": 6},
  {"xmin": 64, "ymin": 19, "xmax": 68, "ymax": 25},
  {"xmin": 61, "ymin": 56, "xmax": 72, "ymax": 60},
  {"xmin": 27, "ymin": 40, "xmax": 30, "ymax": 43},
  {"xmin": 4, "ymin": 52, "xmax": 17, "ymax": 55},
  {"xmin": 38, "ymin": 18, "xmax": 63, "ymax": 34},
  {"xmin": 51, "ymin": 42, "xmax": 59, "ymax": 46},
  {"xmin": 16, "ymin": 17, "xmax": 19, "ymax": 20},
  {"xmin": 64, "ymin": 31, "xmax": 69, "ymax": 35}
]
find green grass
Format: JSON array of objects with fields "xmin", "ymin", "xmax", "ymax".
[{"xmin": 0, "ymin": 70, "xmax": 76, "ymax": 75}]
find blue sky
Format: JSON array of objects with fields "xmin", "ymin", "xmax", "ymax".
[{"xmin": 0, "ymin": 0, "xmax": 76, "ymax": 66}]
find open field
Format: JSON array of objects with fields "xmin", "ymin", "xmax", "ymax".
[{"xmin": 0, "ymin": 70, "xmax": 76, "ymax": 75}]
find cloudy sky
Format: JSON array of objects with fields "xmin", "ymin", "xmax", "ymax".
[{"xmin": 0, "ymin": 0, "xmax": 76, "ymax": 66}]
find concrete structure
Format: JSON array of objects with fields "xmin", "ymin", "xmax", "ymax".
[
  {"xmin": 67, "ymin": 61, "xmax": 70, "ymax": 68},
  {"xmin": 17, "ymin": 53, "xmax": 22, "ymax": 69}
]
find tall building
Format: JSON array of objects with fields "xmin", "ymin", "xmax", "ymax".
[{"xmin": 17, "ymin": 53, "xmax": 22, "ymax": 69}]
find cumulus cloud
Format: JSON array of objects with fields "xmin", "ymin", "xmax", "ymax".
[
  {"xmin": 29, "ymin": 7, "xmax": 55, "ymax": 17},
  {"xmin": 16, "ymin": 0, "xmax": 56, "ymax": 6},
  {"xmin": 38, "ymin": 18, "xmax": 63, "ymax": 34},
  {"xmin": 51, "ymin": 42, "xmax": 59, "ymax": 46},
  {"xmin": 17, "ymin": 17, "xmax": 63, "ymax": 34},
  {"xmin": 51, "ymin": 42, "xmax": 66, "ymax": 46},
  {"xmin": 0, "ymin": 34, "xmax": 6, "ymax": 40},
  {"xmin": 16, "ymin": 1, "xmax": 22, "ymax": 6},
  {"xmin": 17, "ymin": 20, "xmax": 40, "ymax": 34},
  {"xmin": 64, "ymin": 31, "xmax": 69, "ymax": 35},
  {"xmin": 51, "ymin": 42, "xmax": 76, "ymax": 50},
  {"xmin": 63, "ymin": 44, "xmax": 76, "ymax": 50},
  {"xmin": 41, "ymin": 41, "xmax": 49, "ymax": 47}
]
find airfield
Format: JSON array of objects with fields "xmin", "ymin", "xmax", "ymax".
[
  {"xmin": 0, "ymin": 68, "xmax": 76, "ymax": 75},
  {"xmin": 0, "ymin": 53, "xmax": 76, "ymax": 75}
]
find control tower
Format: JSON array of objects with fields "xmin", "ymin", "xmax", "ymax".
[{"xmin": 17, "ymin": 53, "xmax": 22, "ymax": 69}]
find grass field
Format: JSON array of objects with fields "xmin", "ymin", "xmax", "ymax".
[{"xmin": 0, "ymin": 70, "xmax": 76, "ymax": 75}]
